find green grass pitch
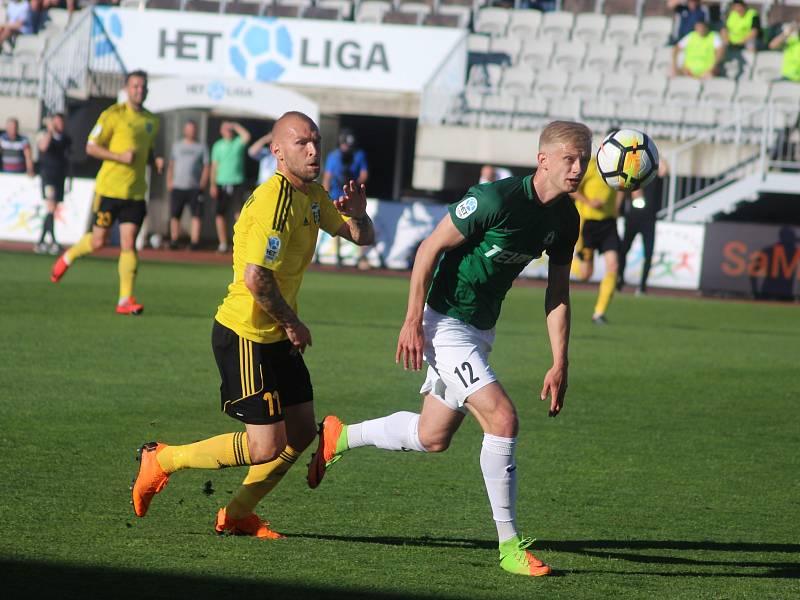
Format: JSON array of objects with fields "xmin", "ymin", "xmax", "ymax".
[{"xmin": 1, "ymin": 251, "xmax": 798, "ymax": 599}]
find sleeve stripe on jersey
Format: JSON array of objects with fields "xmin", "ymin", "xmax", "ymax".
[{"xmin": 272, "ymin": 175, "xmax": 293, "ymax": 233}]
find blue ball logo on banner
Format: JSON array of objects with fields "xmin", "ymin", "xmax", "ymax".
[
  {"xmin": 229, "ymin": 18, "xmax": 293, "ymax": 82},
  {"xmin": 92, "ymin": 8, "xmax": 123, "ymax": 58}
]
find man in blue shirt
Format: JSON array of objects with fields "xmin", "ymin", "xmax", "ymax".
[
  {"xmin": 671, "ymin": 0, "xmax": 711, "ymax": 45},
  {"xmin": 323, "ymin": 128, "xmax": 370, "ymax": 267}
]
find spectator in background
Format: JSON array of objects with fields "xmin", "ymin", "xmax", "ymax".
[
  {"xmin": 35, "ymin": 113, "xmax": 71, "ymax": 255},
  {"xmin": 0, "ymin": 0, "xmax": 45, "ymax": 48},
  {"xmin": 1, "ymin": 117, "xmax": 34, "ymax": 175},
  {"xmin": 210, "ymin": 121, "xmax": 250, "ymax": 253},
  {"xmin": 768, "ymin": 21, "xmax": 800, "ymax": 82},
  {"xmin": 670, "ymin": 0, "xmax": 711, "ymax": 45},
  {"xmin": 617, "ymin": 159, "xmax": 669, "ymax": 296},
  {"xmin": 722, "ymin": 0, "xmax": 761, "ymax": 78},
  {"xmin": 248, "ymin": 131, "xmax": 277, "ymax": 186},
  {"xmin": 479, "ymin": 164, "xmax": 513, "ymax": 184},
  {"xmin": 167, "ymin": 119, "xmax": 208, "ymax": 251},
  {"xmin": 672, "ymin": 20, "xmax": 724, "ymax": 79},
  {"xmin": 323, "ymin": 128, "xmax": 369, "ymax": 268}
]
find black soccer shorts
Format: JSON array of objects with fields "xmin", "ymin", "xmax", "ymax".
[
  {"xmin": 41, "ymin": 176, "xmax": 65, "ymax": 203},
  {"xmin": 215, "ymin": 184, "xmax": 245, "ymax": 216},
  {"xmin": 579, "ymin": 218, "xmax": 620, "ymax": 260},
  {"xmin": 211, "ymin": 320, "xmax": 313, "ymax": 425},
  {"xmin": 94, "ymin": 196, "xmax": 147, "ymax": 228},
  {"xmin": 170, "ymin": 188, "xmax": 204, "ymax": 218}
]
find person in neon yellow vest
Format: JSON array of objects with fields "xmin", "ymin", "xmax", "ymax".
[
  {"xmin": 768, "ymin": 21, "xmax": 800, "ymax": 82},
  {"xmin": 672, "ymin": 20, "xmax": 724, "ymax": 79},
  {"xmin": 722, "ymin": 0, "xmax": 761, "ymax": 78}
]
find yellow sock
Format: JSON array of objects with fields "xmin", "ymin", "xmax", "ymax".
[
  {"xmin": 570, "ymin": 257, "xmax": 583, "ymax": 278},
  {"xmin": 65, "ymin": 233, "xmax": 94, "ymax": 263},
  {"xmin": 594, "ymin": 272, "xmax": 617, "ymax": 317},
  {"xmin": 225, "ymin": 446, "xmax": 301, "ymax": 519},
  {"xmin": 156, "ymin": 432, "xmax": 251, "ymax": 474},
  {"xmin": 118, "ymin": 250, "xmax": 137, "ymax": 300}
]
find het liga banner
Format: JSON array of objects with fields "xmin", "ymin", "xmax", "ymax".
[{"xmin": 92, "ymin": 8, "xmax": 466, "ymax": 93}]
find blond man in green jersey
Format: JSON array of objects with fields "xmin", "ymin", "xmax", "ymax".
[{"xmin": 309, "ymin": 121, "xmax": 592, "ymax": 577}]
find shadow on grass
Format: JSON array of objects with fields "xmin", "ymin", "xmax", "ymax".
[
  {"xmin": 0, "ymin": 559, "xmax": 455, "ymax": 600},
  {"xmin": 290, "ymin": 534, "xmax": 800, "ymax": 578}
]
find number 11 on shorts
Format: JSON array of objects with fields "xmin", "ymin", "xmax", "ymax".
[{"xmin": 454, "ymin": 361, "xmax": 479, "ymax": 388}]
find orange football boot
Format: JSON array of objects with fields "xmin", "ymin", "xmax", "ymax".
[
  {"xmin": 306, "ymin": 415, "xmax": 344, "ymax": 489},
  {"xmin": 50, "ymin": 255, "xmax": 69, "ymax": 283},
  {"xmin": 130, "ymin": 442, "xmax": 170, "ymax": 517},
  {"xmin": 215, "ymin": 508, "xmax": 284, "ymax": 539}
]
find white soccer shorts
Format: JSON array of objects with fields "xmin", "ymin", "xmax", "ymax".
[{"xmin": 419, "ymin": 306, "xmax": 497, "ymax": 413}]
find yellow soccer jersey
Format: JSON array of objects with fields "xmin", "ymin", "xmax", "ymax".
[
  {"xmin": 88, "ymin": 103, "xmax": 159, "ymax": 200},
  {"xmin": 576, "ymin": 158, "xmax": 617, "ymax": 221},
  {"xmin": 215, "ymin": 171, "xmax": 347, "ymax": 344}
]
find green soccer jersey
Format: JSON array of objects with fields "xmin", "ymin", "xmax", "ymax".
[{"xmin": 426, "ymin": 175, "xmax": 579, "ymax": 330}]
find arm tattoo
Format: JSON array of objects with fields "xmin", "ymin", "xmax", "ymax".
[
  {"xmin": 347, "ymin": 213, "xmax": 375, "ymax": 245},
  {"xmin": 246, "ymin": 264, "xmax": 299, "ymax": 328}
]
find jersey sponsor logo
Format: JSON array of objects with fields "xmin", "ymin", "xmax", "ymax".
[
  {"xmin": 484, "ymin": 244, "xmax": 534, "ymax": 265},
  {"xmin": 311, "ymin": 202, "xmax": 320, "ymax": 225},
  {"xmin": 455, "ymin": 196, "xmax": 478, "ymax": 219},
  {"xmin": 145, "ymin": 122, "xmax": 154, "ymax": 134},
  {"xmin": 265, "ymin": 236, "xmax": 281, "ymax": 262},
  {"xmin": 543, "ymin": 230, "xmax": 555, "ymax": 246}
]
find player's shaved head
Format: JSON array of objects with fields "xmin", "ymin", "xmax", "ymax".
[{"xmin": 271, "ymin": 111, "xmax": 321, "ymax": 188}]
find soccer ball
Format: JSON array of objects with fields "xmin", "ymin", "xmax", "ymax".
[
  {"xmin": 228, "ymin": 18, "xmax": 293, "ymax": 83},
  {"xmin": 596, "ymin": 129, "xmax": 659, "ymax": 191}
]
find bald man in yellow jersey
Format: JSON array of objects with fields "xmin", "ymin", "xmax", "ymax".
[
  {"xmin": 50, "ymin": 71, "xmax": 163, "ymax": 315},
  {"xmin": 130, "ymin": 111, "xmax": 375, "ymax": 537},
  {"xmin": 571, "ymin": 156, "xmax": 623, "ymax": 324}
]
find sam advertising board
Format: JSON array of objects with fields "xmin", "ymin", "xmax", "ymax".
[
  {"xmin": 92, "ymin": 8, "xmax": 465, "ymax": 93},
  {"xmin": 701, "ymin": 222, "xmax": 800, "ymax": 299}
]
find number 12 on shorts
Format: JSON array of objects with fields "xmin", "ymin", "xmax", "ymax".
[{"xmin": 454, "ymin": 361, "xmax": 479, "ymax": 388}]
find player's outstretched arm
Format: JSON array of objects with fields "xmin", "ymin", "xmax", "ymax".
[
  {"xmin": 397, "ymin": 214, "xmax": 466, "ymax": 371},
  {"xmin": 542, "ymin": 261, "xmax": 571, "ymax": 417},
  {"xmin": 244, "ymin": 263, "xmax": 312, "ymax": 353},
  {"xmin": 335, "ymin": 180, "xmax": 375, "ymax": 246}
]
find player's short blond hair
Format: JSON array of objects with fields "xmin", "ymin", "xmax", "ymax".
[{"xmin": 539, "ymin": 121, "xmax": 592, "ymax": 151}]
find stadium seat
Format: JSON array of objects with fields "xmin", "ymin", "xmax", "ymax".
[
  {"xmin": 398, "ymin": 2, "xmax": 432, "ymax": 21},
  {"xmin": 317, "ymin": 0, "xmax": 353, "ymax": 19},
  {"xmin": 225, "ymin": 1, "xmax": 263, "ymax": 15},
  {"xmin": 551, "ymin": 41, "xmax": 588, "ymax": 72},
  {"xmin": 699, "ymin": 77, "xmax": 736, "ymax": 105},
  {"xmin": 481, "ymin": 95, "xmax": 515, "ymax": 129},
  {"xmin": 304, "ymin": 6, "xmax": 341, "ymax": 19},
  {"xmin": 666, "ymin": 76, "xmax": 702, "ymax": 103},
  {"xmin": 618, "ymin": 45, "xmax": 655, "ymax": 76},
  {"xmin": 534, "ymin": 68, "xmax": 569, "ymax": 99},
  {"xmin": 507, "ymin": 9, "xmax": 543, "ymax": 40},
  {"xmin": 637, "ymin": 16, "xmax": 672, "ymax": 48},
  {"xmin": 561, "ymin": 0, "xmax": 598, "ymax": 13},
  {"xmin": 467, "ymin": 63, "xmax": 503, "ymax": 90},
  {"xmin": 680, "ymin": 105, "xmax": 718, "ymax": 140},
  {"xmin": 468, "ymin": 33, "xmax": 491, "ymax": 53},
  {"xmin": 582, "ymin": 97, "xmax": 617, "ymax": 126},
  {"xmin": 382, "ymin": 10, "xmax": 420, "ymax": 24},
  {"xmin": 183, "ymin": 0, "xmax": 223, "ymax": 13},
  {"xmin": 538, "ymin": 11, "xmax": 575, "ymax": 43},
  {"xmin": 566, "ymin": 68, "xmax": 602, "ymax": 99},
  {"xmin": 423, "ymin": 12, "xmax": 462, "ymax": 27},
  {"xmin": 651, "ymin": 46, "xmax": 673, "ymax": 77},
  {"xmin": 598, "ymin": 70, "xmax": 634, "ymax": 99},
  {"xmin": 649, "ymin": 103, "xmax": 685, "ymax": 139},
  {"xmin": 584, "ymin": 44, "xmax": 619, "ymax": 74},
  {"xmin": 632, "ymin": 74, "xmax": 667, "ymax": 101},
  {"xmin": 601, "ymin": 0, "xmax": 637, "ymax": 16},
  {"xmin": 605, "ymin": 15, "xmax": 639, "ymax": 46},
  {"xmin": 512, "ymin": 96, "xmax": 550, "ymax": 131},
  {"xmin": 46, "ymin": 8, "xmax": 72, "ymax": 28},
  {"xmin": 751, "ymin": 51, "xmax": 784, "ymax": 84},
  {"xmin": 499, "ymin": 66, "xmax": 535, "ymax": 96},
  {"xmin": 461, "ymin": 91, "xmax": 486, "ymax": 127},
  {"xmin": 615, "ymin": 100, "xmax": 651, "ymax": 132},
  {"xmin": 572, "ymin": 13, "xmax": 608, "ymax": 45},
  {"xmin": 491, "ymin": 37, "xmax": 522, "ymax": 65},
  {"xmin": 436, "ymin": 5, "xmax": 471, "ymax": 28},
  {"xmin": 548, "ymin": 95, "xmax": 583, "ymax": 121},
  {"xmin": 518, "ymin": 39, "xmax": 554, "ymax": 70},
  {"xmin": 474, "ymin": 7, "xmax": 512, "ymax": 37},
  {"xmin": 769, "ymin": 81, "xmax": 800, "ymax": 124},
  {"xmin": 11, "ymin": 34, "xmax": 47, "ymax": 58},
  {"xmin": 356, "ymin": 0, "xmax": 391, "ymax": 23},
  {"xmin": 735, "ymin": 80, "xmax": 769, "ymax": 107}
]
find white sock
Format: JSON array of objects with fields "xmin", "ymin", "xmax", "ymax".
[
  {"xmin": 480, "ymin": 433, "xmax": 518, "ymax": 543},
  {"xmin": 347, "ymin": 411, "xmax": 427, "ymax": 452}
]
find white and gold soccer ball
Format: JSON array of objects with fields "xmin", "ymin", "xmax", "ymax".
[{"xmin": 596, "ymin": 129, "xmax": 659, "ymax": 191}]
